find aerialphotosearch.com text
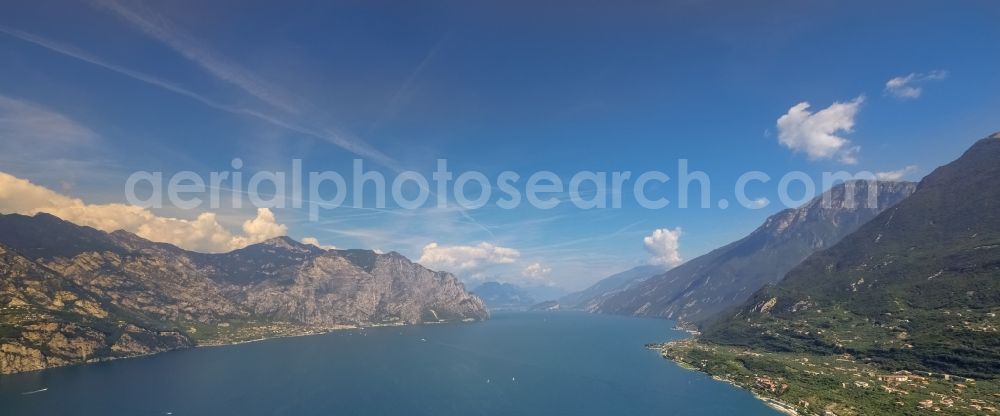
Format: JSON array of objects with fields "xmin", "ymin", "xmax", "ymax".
[{"xmin": 125, "ymin": 159, "xmax": 886, "ymax": 220}]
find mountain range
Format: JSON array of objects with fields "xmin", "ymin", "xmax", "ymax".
[
  {"xmin": 703, "ymin": 133, "xmax": 1000, "ymax": 379},
  {"xmin": 557, "ymin": 265, "xmax": 665, "ymax": 310},
  {"xmin": 0, "ymin": 213, "xmax": 487, "ymax": 374},
  {"xmin": 592, "ymin": 180, "xmax": 917, "ymax": 324}
]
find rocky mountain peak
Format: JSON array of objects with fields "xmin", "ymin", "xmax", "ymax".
[
  {"xmin": 761, "ymin": 180, "xmax": 916, "ymax": 238},
  {"xmin": 257, "ymin": 236, "xmax": 312, "ymax": 252}
]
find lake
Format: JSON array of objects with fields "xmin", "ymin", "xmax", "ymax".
[{"xmin": 1, "ymin": 312, "xmax": 777, "ymax": 415}]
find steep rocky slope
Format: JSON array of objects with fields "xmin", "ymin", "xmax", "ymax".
[
  {"xmin": 594, "ymin": 180, "xmax": 916, "ymax": 324},
  {"xmin": 0, "ymin": 213, "xmax": 486, "ymax": 374},
  {"xmin": 0, "ymin": 244, "xmax": 191, "ymax": 374}
]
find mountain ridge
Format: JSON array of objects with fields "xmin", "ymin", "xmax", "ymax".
[
  {"xmin": 557, "ymin": 265, "xmax": 665, "ymax": 310},
  {"xmin": 593, "ymin": 180, "xmax": 917, "ymax": 323},
  {"xmin": 0, "ymin": 212, "xmax": 487, "ymax": 374}
]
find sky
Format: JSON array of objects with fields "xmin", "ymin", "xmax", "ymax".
[{"xmin": 1, "ymin": 0, "xmax": 999, "ymax": 291}]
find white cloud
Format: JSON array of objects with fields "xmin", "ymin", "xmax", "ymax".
[
  {"xmin": 776, "ymin": 96, "xmax": 864, "ymax": 164},
  {"xmin": 643, "ymin": 228, "xmax": 683, "ymax": 267},
  {"xmin": 0, "ymin": 171, "xmax": 286, "ymax": 253},
  {"xmin": 748, "ymin": 197, "xmax": 769, "ymax": 209},
  {"xmin": 876, "ymin": 165, "xmax": 918, "ymax": 181},
  {"xmin": 302, "ymin": 237, "xmax": 336, "ymax": 250},
  {"xmin": 418, "ymin": 242, "xmax": 520, "ymax": 272},
  {"xmin": 885, "ymin": 70, "xmax": 948, "ymax": 100},
  {"xmin": 521, "ymin": 262, "xmax": 552, "ymax": 279},
  {"xmin": 233, "ymin": 208, "xmax": 287, "ymax": 248}
]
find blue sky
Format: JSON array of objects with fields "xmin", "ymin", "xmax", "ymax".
[{"xmin": 1, "ymin": 0, "xmax": 998, "ymax": 290}]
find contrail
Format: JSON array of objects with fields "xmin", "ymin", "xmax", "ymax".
[
  {"xmin": 91, "ymin": 0, "xmax": 299, "ymax": 114},
  {"xmin": 0, "ymin": 25, "xmax": 399, "ymax": 169},
  {"xmin": 0, "ymin": 25, "xmax": 494, "ymax": 238}
]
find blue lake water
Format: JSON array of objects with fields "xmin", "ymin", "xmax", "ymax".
[{"xmin": 1, "ymin": 312, "xmax": 776, "ymax": 415}]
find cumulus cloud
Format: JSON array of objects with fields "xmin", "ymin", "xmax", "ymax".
[
  {"xmin": 876, "ymin": 165, "xmax": 918, "ymax": 181},
  {"xmin": 302, "ymin": 237, "xmax": 336, "ymax": 250},
  {"xmin": 521, "ymin": 262, "xmax": 552, "ymax": 279},
  {"xmin": 776, "ymin": 96, "xmax": 864, "ymax": 164},
  {"xmin": 232, "ymin": 208, "xmax": 287, "ymax": 248},
  {"xmin": 644, "ymin": 228, "xmax": 683, "ymax": 267},
  {"xmin": 418, "ymin": 242, "xmax": 520, "ymax": 272},
  {"xmin": 0, "ymin": 171, "xmax": 286, "ymax": 253},
  {"xmin": 885, "ymin": 70, "xmax": 948, "ymax": 100}
]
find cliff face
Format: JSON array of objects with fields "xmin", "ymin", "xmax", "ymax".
[
  {"xmin": 0, "ymin": 214, "xmax": 487, "ymax": 374},
  {"xmin": 233, "ymin": 244, "xmax": 487, "ymax": 325},
  {"xmin": 592, "ymin": 181, "xmax": 916, "ymax": 324}
]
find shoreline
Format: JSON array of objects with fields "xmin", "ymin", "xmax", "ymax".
[
  {"xmin": 648, "ymin": 336, "xmax": 801, "ymax": 416},
  {"xmin": 2, "ymin": 318, "xmax": 483, "ymax": 377},
  {"xmin": 193, "ymin": 317, "xmax": 476, "ymax": 348},
  {"xmin": 650, "ymin": 337, "xmax": 1000, "ymax": 415},
  {"xmin": 194, "ymin": 323, "xmax": 358, "ymax": 348}
]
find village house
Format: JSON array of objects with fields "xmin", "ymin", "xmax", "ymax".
[{"xmin": 877, "ymin": 371, "xmax": 928, "ymax": 383}]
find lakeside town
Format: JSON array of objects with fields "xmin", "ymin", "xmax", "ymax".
[{"xmin": 657, "ymin": 339, "xmax": 1000, "ymax": 415}]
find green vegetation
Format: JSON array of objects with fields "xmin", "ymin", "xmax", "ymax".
[
  {"xmin": 180, "ymin": 318, "xmax": 355, "ymax": 345},
  {"xmin": 703, "ymin": 136, "xmax": 1000, "ymax": 380},
  {"xmin": 706, "ymin": 298, "xmax": 1000, "ymax": 379},
  {"xmin": 659, "ymin": 339, "xmax": 1000, "ymax": 415},
  {"xmin": 676, "ymin": 136, "xmax": 1000, "ymax": 414}
]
